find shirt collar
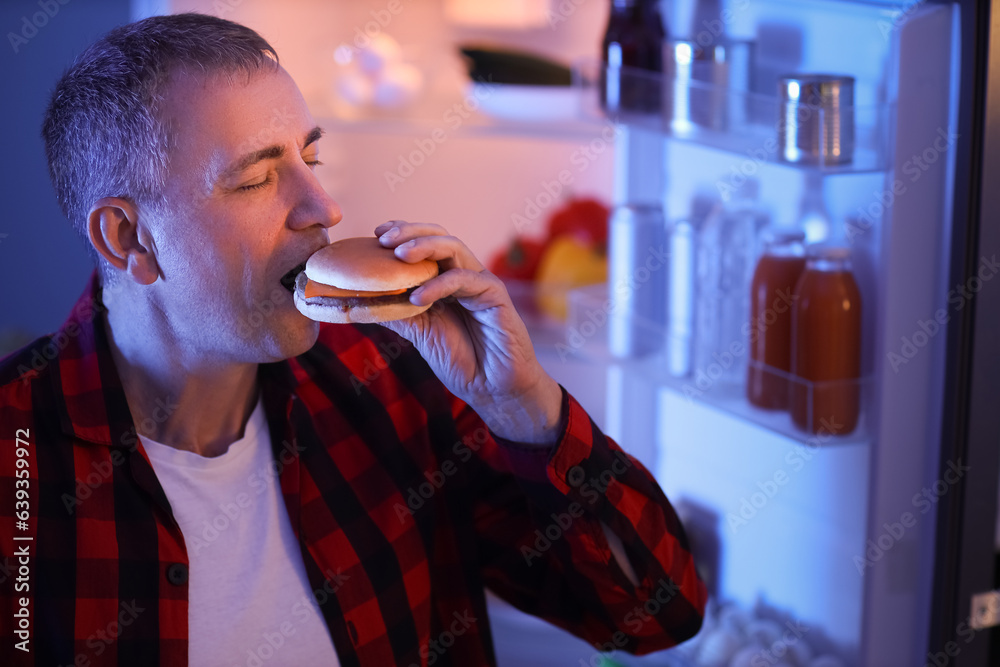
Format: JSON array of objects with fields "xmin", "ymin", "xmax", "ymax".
[
  {"xmin": 54, "ymin": 271, "xmax": 301, "ymax": 447},
  {"xmin": 49, "ymin": 271, "xmax": 128, "ymax": 447}
]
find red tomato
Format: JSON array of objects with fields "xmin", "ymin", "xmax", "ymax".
[
  {"xmin": 546, "ymin": 198, "xmax": 610, "ymax": 248},
  {"xmin": 488, "ymin": 238, "xmax": 546, "ymax": 280}
]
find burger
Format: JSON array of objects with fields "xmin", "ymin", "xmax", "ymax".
[{"xmin": 291, "ymin": 237, "xmax": 439, "ymax": 323}]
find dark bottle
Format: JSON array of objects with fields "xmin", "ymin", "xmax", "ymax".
[{"xmin": 600, "ymin": 0, "xmax": 666, "ymax": 114}]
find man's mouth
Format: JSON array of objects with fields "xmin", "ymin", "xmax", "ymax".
[{"xmin": 280, "ymin": 262, "xmax": 306, "ymax": 293}]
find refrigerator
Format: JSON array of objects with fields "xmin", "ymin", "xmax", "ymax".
[
  {"xmin": 116, "ymin": 1, "xmax": 1000, "ymax": 665},
  {"xmin": 554, "ymin": 0, "xmax": 1000, "ymax": 666}
]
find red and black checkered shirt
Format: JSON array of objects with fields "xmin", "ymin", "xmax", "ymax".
[{"xmin": 0, "ymin": 273, "xmax": 705, "ymax": 666}]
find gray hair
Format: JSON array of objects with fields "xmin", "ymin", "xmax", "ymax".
[{"xmin": 41, "ymin": 13, "xmax": 279, "ymax": 287}]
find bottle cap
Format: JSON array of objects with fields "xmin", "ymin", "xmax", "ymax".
[
  {"xmin": 806, "ymin": 243, "xmax": 851, "ymax": 260},
  {"xmin": 762, "ymin": 227, "xmax": 806, "ymax": 245}
]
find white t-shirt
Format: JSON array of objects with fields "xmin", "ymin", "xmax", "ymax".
[{"xmin": 140, "ymin": 397, "xmax": 341, "ymax": 667}]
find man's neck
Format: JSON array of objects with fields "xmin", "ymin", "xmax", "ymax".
[{"xmin": 103, "ymin": 305, "xmax": 260, "ymax": 459}]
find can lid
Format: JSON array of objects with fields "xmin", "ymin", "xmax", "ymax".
[{"xmin": 778, "ymin": 74, "xmax": 855, "ymax": 106}]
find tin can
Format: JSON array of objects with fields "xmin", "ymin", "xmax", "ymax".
[
  {"xmin": 664, "ymin": 38, "xmax": 754, "ymax": 135},
  {"xmin": 608, "ymin": 203, "xmax": 668, "ymax": 358},
  {"xmin": 778, "ymin": 74, "xmax": 855, "ymax": 165},
  {"xmin": 666, "ymin": 218, "xmax": 697, "ymax": 376}
]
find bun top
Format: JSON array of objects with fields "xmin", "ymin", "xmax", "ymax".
[{"xmin": 305, "ymin": 237, "xmax": 439, "ymax": 291}]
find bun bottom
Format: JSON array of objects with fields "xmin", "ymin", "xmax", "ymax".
[{"xmin": 293, "ymin": 289, "xmax": 433, "ymax": 323}]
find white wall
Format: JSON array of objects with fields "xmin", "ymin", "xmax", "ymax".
[{"xmin": 169, "ymin": 0, "xmax": 616, "ymax": 263}]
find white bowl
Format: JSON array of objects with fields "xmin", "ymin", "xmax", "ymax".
[{"xmin": 467, "ymin": 82, "xmax": 581, "ymax": 121}]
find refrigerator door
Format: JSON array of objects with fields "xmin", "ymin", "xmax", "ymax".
[
  {"xmin": 601, "ymin": 1, "xmax": 962, "ymax": 665},
  {"xmin": 929, "ymin": 0, "xmax": 1000, "ymax": 664},
  {"xmin": 860, "ymin": 3, "xmax": 960, "ymax": 664}
]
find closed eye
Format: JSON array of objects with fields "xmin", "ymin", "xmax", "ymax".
[
  {"xmin": 239, "ymin": 156, "xmax": 322, "ymax": 192},
  {"xmin": 240, "ymin": 175, "xmax": 274, "ymax": 191}
]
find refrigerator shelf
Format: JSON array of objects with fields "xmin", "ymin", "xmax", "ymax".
[
  {"xmin": 312, "ymin": 110, "xmax": 610, "ymax": 143},
  {"xmin": 573, "ymin": 61, "xmax": 892, "ymax": 176},
  {"xmin": 562, "ymin": 283, "xmax": 873, "ymax": 447}
]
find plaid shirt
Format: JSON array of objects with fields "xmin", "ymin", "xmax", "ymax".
[{"xmin": 0, "ymin": 273, "xmax": 706, "ymax": 666}]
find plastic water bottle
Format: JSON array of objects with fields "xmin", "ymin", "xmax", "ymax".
[{"xmin": 693, "ymin": 179, "xmax": 770, "ymax": 387}]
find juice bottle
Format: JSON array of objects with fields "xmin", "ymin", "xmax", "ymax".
[
  {"xmin": 746, "ymin": 230, "xmax": 806, "ymax": 409},
  {"xmin": 790, "ymin": 245, "xmax": 862, "ymax": 435}
]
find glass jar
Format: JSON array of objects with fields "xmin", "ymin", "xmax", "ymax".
[
  {"xmin": 746, "ymin": 229, "xmax": 806, "ymax": 410},
  {"xmin": 790, "ymin": 245, "xmax": 862, "ymax": 435}
]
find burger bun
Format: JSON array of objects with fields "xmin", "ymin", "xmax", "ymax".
[{"xmin": 293, "ymin": 237, "xmax": 439, "ymax": 324}]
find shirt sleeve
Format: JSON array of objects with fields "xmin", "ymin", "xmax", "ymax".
[{"xmin": 455, "ymin": 385, "xmax": 707, "ymax": 655}]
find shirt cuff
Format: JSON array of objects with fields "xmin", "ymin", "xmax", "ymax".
[{"xmin": 487, "ymin": 385, "xmax": 569, "ymax": 482}]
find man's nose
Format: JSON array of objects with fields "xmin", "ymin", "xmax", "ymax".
[{"xmin": 287, "ymin": 169, "xmax": 343, "ymax": 231}]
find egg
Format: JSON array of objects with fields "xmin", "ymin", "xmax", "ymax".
[
  {"xmin": 373, "ymin": 62, "xmax": 423, "ymax": 108},
  {"xmin": 787, "ymin": 638, "xmax": 813, "ymax": 667},
  {"xmin": 335, "ymin": 70, "xmax": 374, "ymax": 107},
  {"xmin": 743, "ymin": 619, "xmax": 782, "ymax": 647},
  {"xmin": 771, "ymin": 636, "xmax": 812, "ymax": 667},
  {"xmin": 728, "ymin": 645, "xmax": 766, "ymax": 667},
  {"xmin": 718, "ymin": 604, "xmax": 752, "ymax": 634},
  {"xmin": 699, "ymin": 598, "xmax": 722, "ymax": 632},
  {"xmin": 358, "ymin": 33, "xmax": 403, "ymax": 74},
  {"xmin": 698, "ymin": 628, "xmax": 743, "ymax": 667}
]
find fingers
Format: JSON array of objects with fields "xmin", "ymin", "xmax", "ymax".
[
  {"xmin": 396, "ymin": 236, "xmax": 487, "ymax": 273},
  {"xmin": 374, "ymin": 220, "xmax": 447, "ymax": 241},
  {"xmin": 375, "ymin": 221, "xmax": 485, "ymax": 272},
  {"xmin": 410, "ymin": 267, "xmax": 501, "ymax": 309}
]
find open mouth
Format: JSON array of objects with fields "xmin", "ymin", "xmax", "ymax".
[{"xmin": 280, "ymin": 262, "xmax": 306, "ymax": 294}]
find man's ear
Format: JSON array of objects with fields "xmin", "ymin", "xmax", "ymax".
[{"xmin": 87, "ymin": 197, "xmax": 159, "ymax": 285}]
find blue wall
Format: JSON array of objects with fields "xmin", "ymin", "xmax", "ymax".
[{"xmin": 0, "ymin": 0, "xmax": 130, "ymax": 355}]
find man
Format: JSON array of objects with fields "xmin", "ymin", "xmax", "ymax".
[{"xmin": 0, "ymin": 13, "xmax": 705, "ymax": 667}]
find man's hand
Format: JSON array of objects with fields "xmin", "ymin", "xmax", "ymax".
[{"xmin": 373, "ymin": 221, "xmax": 564, "ymax": 446}]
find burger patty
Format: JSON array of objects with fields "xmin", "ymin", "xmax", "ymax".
[
  {"xmin": 295, "ymin": 272, "xmax": 416, "ymax": 310},
  {"xmin": 303, "ymin": 291, "xmax": 415, "ymax": 310}
]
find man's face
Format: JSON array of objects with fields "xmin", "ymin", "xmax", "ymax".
[{"xmin": 144, "ymin": 65, "xmax": 341, "ymax": 363}]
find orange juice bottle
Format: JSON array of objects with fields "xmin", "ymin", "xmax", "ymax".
[
  {"xmin": 790, "ymin": 245, "xmax": 862, "ymax": 435},
  {"xmin": 747, "ymin": 230, "xmax": 806, "ymax": 410}
]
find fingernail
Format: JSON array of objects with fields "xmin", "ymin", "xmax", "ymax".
[{"xmin": 380, "ymin": 227, "xmax": 399, "ymax": 242}]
